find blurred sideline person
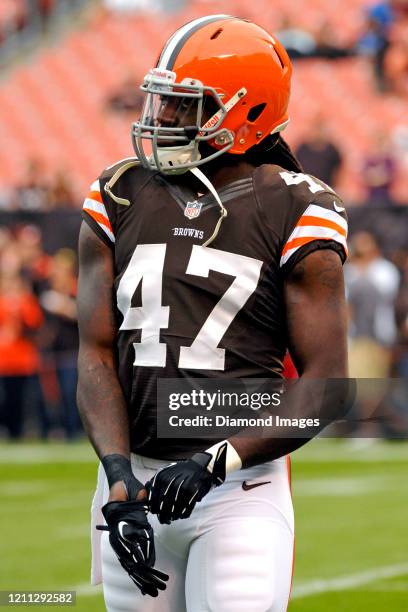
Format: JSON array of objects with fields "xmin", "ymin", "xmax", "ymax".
[
  {"xmin": 77, "ymin": 16, "xmax": 349, "ymax": 612},
  {"xmin": 0, "ymin": 266, "xmax": 43, "ymax": 439},
  {"xmin": 395, "ymin": 252, "xmax": 408, "ymax": 377},
  {"xmin": 0, "ymin": 226, "xmax": 51, "ymax": 439},
  {"xmin": 39, "ymin": 249, "xmax": 80, "ymax": 439},
  {"xmin": 361, "ymin": 133, "xmax": 397, "ymax": 205},
  {"xmin": 345, "ymin": 231, "xmax": 400, "ymax": 437},
  {"xmin": 295, "ymin": 117, "xmax": 343, "ymax": 189},
  {"xmin": 13, "ymin": 158, "xmax": 49, "ymax": 211},
  {"xmin": 346, "ymin": 231, "xmax": 399, "ymax": 378}
]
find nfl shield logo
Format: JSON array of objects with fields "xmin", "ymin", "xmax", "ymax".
[{"xmin": 184, "ymin": 200, "xmax": 203, "ymax": 220}]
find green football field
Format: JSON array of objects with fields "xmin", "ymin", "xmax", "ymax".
[{"xmin": 1, "ymin": 439, "xmax": 407, "ymax": 611}]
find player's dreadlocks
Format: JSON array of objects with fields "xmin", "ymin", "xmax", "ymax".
[
  {"xmin": 199, "ymin": 133, "xmax": 303, "ymax": 175},
  {"xmin": 244, "ymin": 133, "xmax": 304, "ymax": 173}
]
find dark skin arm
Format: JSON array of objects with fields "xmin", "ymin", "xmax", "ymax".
[
  {"xmin": 229, "ymin": 248, "xmax": 350, "ymax": 468},
  {"xmin": 77, "ymin": 222, "xmax": 145, "ymax": 501},
  {"xmin": 284, "ymin": 248, "xmax": 348, "ymax": 378}
]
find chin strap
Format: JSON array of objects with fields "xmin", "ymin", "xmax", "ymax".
[{"xmin": 189, "ymin": 166, "xmax": 227, "ymax": 248}]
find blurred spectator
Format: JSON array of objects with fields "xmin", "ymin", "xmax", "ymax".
[
  {"xmin": 276, "ymin": 17, "xmax": 353, "ymax": 61},
  {"xmin": 0, "ymin": 269, "xmax": 44, "ymax": 439},
  {"xmin": 385, "ymin": 26, "xmax": 408, "ymax": 96},
  {"xmin": 0, "ymin": 1, "xmax": 89, "ymax": 65},
  {"xmin": 16, "ymin": 225, "xmax": 51, "ymax": 294},
  {"xmin": 312, "ymin": 20, "xmax": 354, "ymax": 60},
  {"xmin": 10, "ymin": 164, "xmax": 77, "ymax": 211},
  {"xmin": 276, "ymin": 17, "xmax": 316, "ymax": 59},
  {"xmin": 346, "ymin": 231, "xmax": 400, "ymax": 378},
  {"xmin": 0, "ymin": 0, "xmax": 28, "ymax": 43},
  {"xmin": 356, "ymin": 1, "xmax": 395, "ymax": 91},
  {"xmin": 37, "ymin": 0, "xmax": 56, "ymax": 33},
  {"xmin": 48, "ymin": 170, "xmax": 76, "ymax": 209},
  {"xmin": 107, "ymin": 76, "xmax": 144, "ymax": 114},
  {"xmin": 394, "ymin": 252, "xmax": 408, "ymax": 377},
  {"xmin": 0, "ymin": 227, "xmax": 12, "ymax": 253},
  {"xmin": 345, "ymin": 231, "xmax": 406, "ymax": 437},
  {"xmin": 13, "ymin": 158, "xmax": 49, "ymax": 211},
  {"xmin": 295, "ymin": 118, "xmax": 343, "ymax": 188},
  {"xmin": 0, "ymin": 227, "xmax": 83, "ymax": 440},
  {"xmin": 361, "ymin": 133, "xmax": 397, "ymax": 204},
  {"xmin": 0, "ymin": 186, "xmax": 13, "ymax": 210},
  {"xmin": 39, "ymin": 248, "xmax": 80, "ymax": 439},
  {"xmin": 392, "ymin": 123, "xmax": 408, "ymax": 166}
]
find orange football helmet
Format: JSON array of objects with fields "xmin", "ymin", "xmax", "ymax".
[{"xmin": 132, "ymin": 15, "xmax": 292, "ymax": 173}]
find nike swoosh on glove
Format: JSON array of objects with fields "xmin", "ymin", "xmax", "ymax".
[
  {"xmin": 97, "ymin": 500, "xmax": 169, "ymax": 597},
  {"xmin": 146, "ymin": 443, "xmax": 227, "ymax": 524}
]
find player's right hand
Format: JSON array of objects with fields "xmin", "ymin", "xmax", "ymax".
[{"xmin": 97, "ymin": 500, "xmax": 169, "ymax": 597}]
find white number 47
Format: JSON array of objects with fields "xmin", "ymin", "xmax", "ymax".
[{"xmin": 117, "ymin": 244, "xmax": 263, "ymax": 371}]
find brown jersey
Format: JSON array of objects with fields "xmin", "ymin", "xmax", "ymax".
[{"xmin": 82, "ymin": 160, "xmax": 348, "ymax": 459}]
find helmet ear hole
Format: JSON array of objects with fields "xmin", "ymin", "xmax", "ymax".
[
  {"xmin": 247, "ymin": 103, "xmax": 266, "ymax": 123},
  {"xmin": 210, "ymin": 28, "xmax": 223, "ymax": 40}
]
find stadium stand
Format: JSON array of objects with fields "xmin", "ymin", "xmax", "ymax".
[{"xmin": 0, "ymin": 0, "xmax": 407, "ymax": 204}]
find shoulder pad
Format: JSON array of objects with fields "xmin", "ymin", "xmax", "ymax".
[
  {"xmin": 99, "ymin": 157, "xmax": 155, "ymax": 207},
  {"xmin": 101, "ymin": 158, "xmax": 140, "ymax": 206}
]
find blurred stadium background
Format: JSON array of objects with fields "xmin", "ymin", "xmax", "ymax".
[{"xmin": 0, "ymin": 0, "xmax": 407, "ymax": 610}]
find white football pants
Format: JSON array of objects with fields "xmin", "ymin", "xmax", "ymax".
[{"xmin": 91, "ymin": 453, "xmax": 294, "ymax": 612}]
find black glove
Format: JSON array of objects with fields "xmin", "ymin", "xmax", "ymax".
[
  {"xmin": 146, "ymin": 443, "xmax": 227, "ymax": 524},
  {"xmin": 97, "ymin": 500, "xmax": 169, "ymax": 597}
]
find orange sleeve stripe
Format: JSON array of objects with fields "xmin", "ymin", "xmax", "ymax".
[
  {"xmin": 83, "ymin": 208, "xmax": 113, "ymax": 232},
  {"xmin": 282, "ymin": 235, "xmax": 347, "ymax": 257},
  {"xmin": 87, "ymin": 190, "xmax": 103, "ymax": 203},
  {"xmin": 297, "ymin": 215, "xmax": 347, "ymax": 237}
]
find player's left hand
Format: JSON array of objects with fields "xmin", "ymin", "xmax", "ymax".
[
  {"xmin": 97, "ymin": 500, "xmax": 169, "ymax": 597},
  {"xmin": 146, "ymin": 444, "xmax": 227, "ymax": 524}
]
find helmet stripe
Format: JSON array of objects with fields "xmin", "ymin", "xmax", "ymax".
[{"xmin": 157, "ymin": 14, "xmax": 232, "ymax": 70}]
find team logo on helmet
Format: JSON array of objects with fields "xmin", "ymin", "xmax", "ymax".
[{"xmin": 184, "ymin": 200, "xmax": 203, "ymax": 220}]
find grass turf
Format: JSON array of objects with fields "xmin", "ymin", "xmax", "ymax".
[{"xmin": 0, "ymin": 439, "xmax": 407, "ymax": 611}]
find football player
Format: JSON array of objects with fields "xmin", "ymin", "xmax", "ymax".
[{"xmin": 77, "ymin": 14, "xmax": 349, "ymax": 612}]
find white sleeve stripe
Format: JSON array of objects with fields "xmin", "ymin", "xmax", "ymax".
[
  {"xmin": 83, "ymin": 203, "xmax": 115, "ymax": 243},
  {"xmin": 83, "ymin": 198, "xmax": 109, "ymax": 217},
  {"xmin": 98, "ymin": 224, "xmax": 115, "ymax": 243},
  {"xmin": 280, "ymin": 202, "xmax": 348, "ymax": 267},
  {"xmin": 306, "ymin": 204, "xmax": 348, "ymax": 231},
  {"xmin": 285, "ymin": 225, "xmax": 347, "ymax": 243},
  {"xmin": 82, "ymin": 211, "xmax": 115, "ymax": 243},
  {"xmin": 90, "ymin": 180, "xmax": 100, "ymax": 191},
  {"xmin": 280, "ymin": 245, "xmax": 301, "ymax": 267},
  {"xmin": 280, "ymin": 234, "xmax": 347, "ymax": 267}
]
